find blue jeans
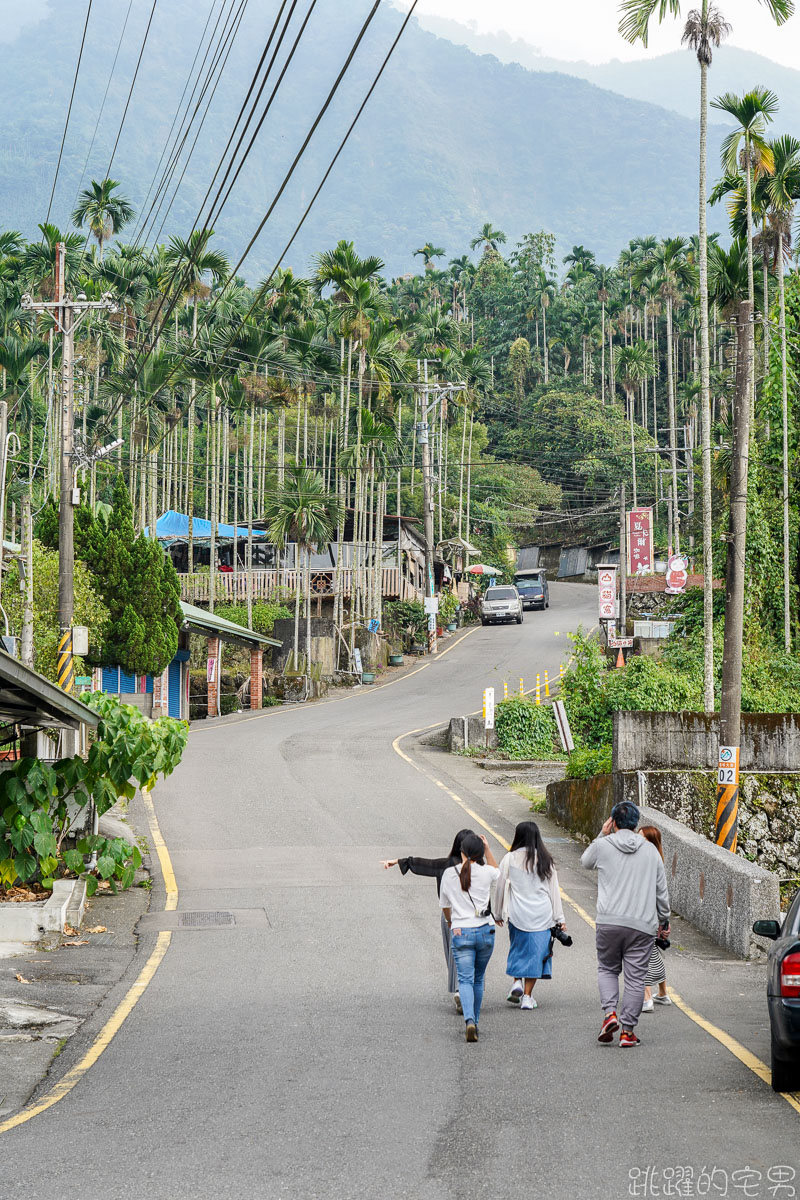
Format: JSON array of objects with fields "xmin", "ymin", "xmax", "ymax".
[{"xmin": 451, "ymin": 925, "xmax": 496, "ymax": 1025}]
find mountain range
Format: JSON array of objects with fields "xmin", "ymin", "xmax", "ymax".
[
  {"xmin": 418, "ymin": 13, "xmax": 800, "ymax": 133},
  {"xmin": 0, "ymin": 1, "xmax": 769, "ymax": 279}
]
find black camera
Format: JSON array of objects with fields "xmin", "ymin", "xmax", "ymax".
[
  {"xmin": 655, "ymin": 934, "xmax": 671, "ymax": 950},
  {"xmin": 551, "ymin": 924, "xmax": 573, "ymax": 947}
]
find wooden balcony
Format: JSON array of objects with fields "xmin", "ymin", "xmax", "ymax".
[{"xmin": 176, "ymin": 568, "xmax": 420, "ymax": 605}]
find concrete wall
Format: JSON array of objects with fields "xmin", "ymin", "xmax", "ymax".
[
  {"xmin": 613, "ymin": 711, "xmax": 800, "ymax": 773},
  {"xmin": 272, "ymin": 619, "xmax": 337, "ymax": 676},
  {"xmin": 619, "ymin": 769, "xmax": 800, "ymax": 878},
  {"xmin": 447, "ymin": 715, "xmax": 498, "ymax": 753},
  {"xmin": 106, "ymin": 692, "xmax": 153, "ymax": 719},
  {"xmin": 545, "ymin": 776, "xmax": 780, "ymax": 957}
]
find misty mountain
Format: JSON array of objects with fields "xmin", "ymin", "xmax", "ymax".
[
  {"xmin": 0, "ymin": 3, "xmax": 731, "ymax": 277},
  {"xmin": 418, "ymin": 13, "xmax": 800, "ymax": 134}
]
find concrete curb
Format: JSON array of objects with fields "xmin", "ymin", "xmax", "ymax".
[{"xmin": 0, "ymin": 879, "xmax": 86, "ymax": 944}]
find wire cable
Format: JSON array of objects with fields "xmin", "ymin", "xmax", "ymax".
[{"xmin": 45, "ymin": 0, "xmax": 94, "ymax": 226}]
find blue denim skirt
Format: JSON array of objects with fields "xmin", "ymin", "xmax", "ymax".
[{"xmin": 506, "ymin": 923, "xmax": 553, "ymax": 980}]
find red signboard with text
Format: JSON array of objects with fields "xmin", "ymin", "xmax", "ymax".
[{"xmin": 627, "ymin": 508, "xmax": 654, "ymax": 576}]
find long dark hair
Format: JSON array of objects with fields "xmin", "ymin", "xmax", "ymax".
[
  {"xmin": 510, "ymin": 820, "xmax": 554, "ymax": 880},
  {"xmin": 448, "ymin": 829, "xmax": 474, "ymax": 860},
  {"xmin": 458, "ymin": 832, "xmax": 485, "ymax": 892}
]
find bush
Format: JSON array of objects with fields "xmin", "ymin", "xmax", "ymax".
[
  {"xmin": 214, "ymin": 601, "xmax": 291, "ymax": 637},
  {"xmin": 495, "ymin": 698, "xmax": 559, "ymax": 759},
  {"xmin": 566, "ymin": 745, "xmax": 613, "ymax": 779},
  {"xmin": 383, "ymin": 599, "xmax": 427, "ymax": 642},
  {"xmin": 439, "ymin": 590, "xmax": 459, "ymax": 625}
]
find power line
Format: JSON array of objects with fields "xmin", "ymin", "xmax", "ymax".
[{"xmin": 45, "ymin": 0, "xmax": 94, "ymax": 226}]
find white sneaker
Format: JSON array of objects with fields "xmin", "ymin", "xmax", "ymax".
[
  {"xmin": 642, "ymin": 997, "xmax": 654, "ymax": 1013},
  {"xmin": 653, "ymin": 994, "xmax": 673, "ymax": 1006},
  {"xmin": 507, "ymin": 979, "xmax": 523, "ymax": 1004},
  {"xmin": 454, "ymin": 993, "xmax": 463, "ymax": 1014},
  {"xmin": 520, "ymin": 994, "xmax": 537, "ymax": 1010}
]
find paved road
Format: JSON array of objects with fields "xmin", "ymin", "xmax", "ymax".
[{"xmin": 5, "ymin": 583, "xmax": 799, "ymax": 1200}]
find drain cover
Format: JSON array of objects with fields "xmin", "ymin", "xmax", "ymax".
[{"xmin": 179, "ymin": 911, "xmax": 235, "ymax": 928}]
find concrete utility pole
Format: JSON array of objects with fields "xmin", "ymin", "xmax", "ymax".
[
  {"xmin": 714, "ymin": 300, "xmax": 753, "ymax": 852},
  {"xmin": 22, "ymin": 243, "xmax": 117, "ymax": 692}
]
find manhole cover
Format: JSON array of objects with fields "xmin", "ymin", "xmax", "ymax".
[{"xmin": 179, "ymin": 911, "xmax": 236, "ymax": 928}]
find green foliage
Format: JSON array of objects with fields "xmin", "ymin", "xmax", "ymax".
[
  {"xmin": 2, "ymin": 541, "xmax": 109, "ymax": 683},
  {"xmin": 214, "ymin": 601, "xmax": 291, "ymax": 636},
  {"xmin": 495, "ymin": 697, "xmax": 559, "ymax": 760},
  {"xmin": 0, "ymin": 693, "xmax": 186, "ymax": 892},
  {"xmin": 565, "ymin": 745, "xmax": 613, "ymax": 779},
  {"xmin": 383, "ymin": 599, "xmax": 427, "ymax": 642},
  {"xmin": 438, "ymin": 590, "xmax": 459, "ymax": 625},
  {"xmin": 560, "ymin": 627, "xmax": 610, "ymax": 748},
  {"xmin": 75, "ymin": 475, "xmax": 182, "ymax": 675}
]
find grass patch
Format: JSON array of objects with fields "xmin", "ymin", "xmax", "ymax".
[{"xmin": 511, "ymin": 782, "xmax": 547, "ymax": 813}]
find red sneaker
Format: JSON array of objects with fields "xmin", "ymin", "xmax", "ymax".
[
  {"xmin": 619, "ymin": 1029, "xmax": 641, "ymax": 1048},
  {"xmin": 598, "ymin": 1012, "xmax": 620, "ymax": 1043}
]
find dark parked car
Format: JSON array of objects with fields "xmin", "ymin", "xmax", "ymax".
[
  {"xmin": 514, "ymin": 570, "xmax": 549, "ymax": 611},
  {"xmin": 753, "ymin": 889, "xmax": 800, "ymax": 1092}
]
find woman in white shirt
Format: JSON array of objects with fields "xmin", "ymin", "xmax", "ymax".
[
  {"xmin": 493, "ymin": 821, "xmax": 565, "ymax": 1011},
  {"xmin": 440, "ymin": 832, "xmax": 500, "ymax": 1042}
]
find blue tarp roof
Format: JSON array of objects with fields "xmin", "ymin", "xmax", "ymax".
[{"xmin": 145, "ymin": 510, "xmax": 267, "ymax": 543}]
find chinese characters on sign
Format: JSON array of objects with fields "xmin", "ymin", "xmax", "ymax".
[
  {"xmin": 597, "ymin": 564, "xmax": 617, "ymax": 621},
  {"xmin": 628, "ymin": 1163, "xmax": 796, "ymax": 1198},
  {"xmin": 627, "ymin": 507, "xmax": 654, "ymax": 575}
]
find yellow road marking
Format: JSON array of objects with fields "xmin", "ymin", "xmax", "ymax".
[
  {"xmin": 0, "ymin": 791, "xmax": 179, "ymax": 1135},
  {"xmin": 392, "ymin": 724, "xmax": 800, "ymax": 1115}
]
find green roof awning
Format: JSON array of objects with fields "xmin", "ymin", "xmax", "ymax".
[
  {"xmin": 0, "ymin": 651, "xmax": 100, "ymax": 731},
  {"xmin": 180, "ymin": 602, "xmax": 281, "ymax": 649}
]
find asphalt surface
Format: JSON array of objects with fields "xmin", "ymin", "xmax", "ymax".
[{"xmin": 4, "ymin": 583, "xmax": 799, "ymax": 1200}]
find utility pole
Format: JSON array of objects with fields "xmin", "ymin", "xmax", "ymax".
[
  {"xmin": 22, "ymin": 244, "xmax": 117, "ymax": 693},
  {"xmin": 714, "ymin": 300, "xmax": 753, "ymax": 852},
  {"xmin": 419, "ymin": 363, "xmax": 437, "ymax": 655}
]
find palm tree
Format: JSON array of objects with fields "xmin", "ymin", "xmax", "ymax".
[
  {"xmin": 634, "ymin": 238, "xmax": 696, "ymax": 553},
  {"xmin": 71, "ymin": 178, "xmax": 135, "ymax": 260},
  {"xmin": 619, "ymin": 0, "xmax": 793, "ymax": 713},
  {"xmin": 412, "ymin": 243, "xmax": 445, "ymax": 270},
  {"xmin": 162, "ymin": 229, "xmax": 229, "ymax": 573},
  {"xmin": 264, "ymin": 465, "xmax": 340, "ymax": 674},
  {"xmin": 616, "ymin": 341, "xmax": 656, "ymax": 506},
  {"xmin": 470, "ymin": 223, "xmax": 507, "ymax": 254},
  {"xmin": 712, "ymin": 88, "xmax": 779, "ymax": 315},
  {"xmin": 767, "ymin": 135, "xmax": 800, "ymax": 650}
]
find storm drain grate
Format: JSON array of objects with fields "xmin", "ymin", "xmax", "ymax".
[{"xmin": 179, "ymin": 911, "xmax": 236, "ymax": 928}]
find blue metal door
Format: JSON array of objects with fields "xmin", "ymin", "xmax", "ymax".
[
  {"xmin": 119, "ymin": 670, "xmax": 136, "ymax": 694},
  {"xmin": 167, "ymin": 661, "xmax": 182, "ymax": 718},
  {"xmin": 101, "ymin": 666, "xmax": 119, "ymax": 693}
]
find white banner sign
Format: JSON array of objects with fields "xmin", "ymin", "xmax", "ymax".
[
  {"xmin": 424, "ymin": 596, "xmax": 439, "ymax": 615},
  {"xmin": 597, "ymin": 565, "xmax": 617, "ymax": 620}
]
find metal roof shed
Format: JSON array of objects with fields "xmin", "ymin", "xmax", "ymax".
[
  {"xmin": 0, "ymin": 650, "xmax": 100, "ymax": 731},
  {"xmin": 179, "ymin": 603, "xmax": 281, "ymax": 718}
]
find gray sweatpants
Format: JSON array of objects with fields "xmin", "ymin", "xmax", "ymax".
[{"xmin": 595, "ymin": 924, "xmax": 655, "ymax": 1030}]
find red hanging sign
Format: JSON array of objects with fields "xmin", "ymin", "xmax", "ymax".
[{"xmin": 627, "ymin": 508, "xmax": 654, "ymax": 575}]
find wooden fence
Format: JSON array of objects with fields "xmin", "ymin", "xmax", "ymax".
[{"xmin": 177, "ymin": 568, "xmax": 420, "ymax": 604}]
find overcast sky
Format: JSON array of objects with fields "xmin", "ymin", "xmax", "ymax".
[{"xmin": 393, "ymin": 0, "xmax": 800, "ymax": 68}]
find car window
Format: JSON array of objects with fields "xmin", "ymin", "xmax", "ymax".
[
  {"xmin": 518, "ymin": 582, "xmax": 542, "ymax": 591},
  {"xmin": 485, "ymin": 587, "xmax": 517, "ymax": 600}
]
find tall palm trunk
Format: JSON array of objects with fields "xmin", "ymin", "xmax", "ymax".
[
  {"xmin": 666, "ymin": 297, "xmax": 680, "ymax": 553},
  {"xmin": 778, "ymin": 227, "xmax": 791, "ymax": 651},
  {"xmin": 698, "ymin": 35, "xmax": 715, "ymax": 712},
  {"xmin": 542, "ymin": 299, "xmax": 549, "ymax": 385},
  {"xmin": 247, "ymin": 400, "xmax": 255, "ymax": 628}
]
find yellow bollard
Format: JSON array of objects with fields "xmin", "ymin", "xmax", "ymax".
[
  {"xmin": 482, "ymin": 690, "xmax": 486, "ymax": 720},
  {"xmin": 559, "ymin": 663, "xmax": 565, "ymax": 681},
  {"xmin": 536, "ymin": 674, "xmax": 541, "ymax": 705},
  {"xmin": 503, "ymin": 681, "xmax": 508, "ymax": 700},
  {"xmin": 519, "ymin": 677, "xmax": 524, "ymax": 697},
  {"xmin": 545, "ymin": 670, "xmax": 550, "ymax": 698}
]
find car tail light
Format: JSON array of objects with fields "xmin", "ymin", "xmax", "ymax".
[{"xmin": 780, "ymin": 951, "xmax": 800, "ymax": 998}]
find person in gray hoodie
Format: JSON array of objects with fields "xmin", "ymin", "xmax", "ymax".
[{"xmin": 581, "ymin": 801, "xmax": 670, "ymax": 1048}]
